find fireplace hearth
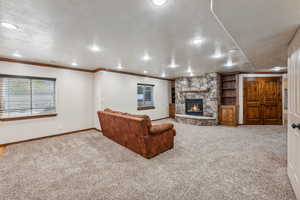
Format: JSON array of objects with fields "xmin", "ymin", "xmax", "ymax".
[{"xmin": 185, "ymin": 99, "xmax": 203, "ymax": 116}]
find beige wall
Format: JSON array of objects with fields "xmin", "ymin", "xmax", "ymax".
[
  {"xmin": 94, "ymin": 71, "xmax": 171, "ymax": 129},
  {"xmin": 0, "ymin": 62, "xmax": 94, "ymax": 145},
  {"xmin": 0, "ymin": 62, "xmax": 171, "ymax": 143}
]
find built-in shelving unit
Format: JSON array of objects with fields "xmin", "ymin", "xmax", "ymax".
[
  {"xmin": 221, "ymin": 74, "xmax": 239, "ymax": 105},
  {"xmin": 171, "ymin": 87, "xmax": 175, "ymax": 104},
  {"xmin": 219, "ymin": 73, "xmax": 240, "ymax": 126},
  {"xmin": 169, "ymin": 81, "xmax": 176, "ymax": 118}
]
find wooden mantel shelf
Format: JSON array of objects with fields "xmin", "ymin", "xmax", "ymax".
[{"xmin": 179, "ymin": 89, "xmax": 209, "ymax": 94}]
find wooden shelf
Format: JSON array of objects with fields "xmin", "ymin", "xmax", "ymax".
[
  {"xmin": 222, "ymin": 87, "xmax": 236, "ymax": 90},
  {"xmin": 222, "ymin": 95, "xmax": 236, "ymax": 98},
  {"xmin": 222, "ymin": 79, "xmax": 236, "ymax": 82},
  {"xmin": 179, "ymin": 89, "xmax": 209, "ymax": 93}
]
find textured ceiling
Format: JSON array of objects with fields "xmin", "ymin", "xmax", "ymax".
[
  {"xmin": 214, "ymin": 0, "xmax": 300, "ymax": 71},
  {"xmin": 0, "ymin": 0, "xmax": 298, "ymax": 78}
]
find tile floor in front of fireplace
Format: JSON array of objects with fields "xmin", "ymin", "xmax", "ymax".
[{"xmin": 0, "ymin": 119, "xmax": 296, "ymax": 200}]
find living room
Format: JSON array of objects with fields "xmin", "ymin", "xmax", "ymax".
[{"xmin": 0, "ymin": 0, "xmax": 300, "ymax": 199}]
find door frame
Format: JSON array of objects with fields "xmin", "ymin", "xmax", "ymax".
[{"xmin": 238, "ymin": 74, "xmax": 284, "ymax": 124}]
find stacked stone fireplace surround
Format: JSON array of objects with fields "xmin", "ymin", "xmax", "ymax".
[{"xmin": 175, "ymin": 73, "xmax": 220, "ymax": 126}]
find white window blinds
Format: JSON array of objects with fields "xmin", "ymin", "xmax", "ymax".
[{"xmin": 0, "ymin": 75, "xmax": 56, "ymax": 119}]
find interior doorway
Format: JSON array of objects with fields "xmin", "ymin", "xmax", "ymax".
[{"xmin": 243, "ymin": 77, "xmax": 282, "ymax": 125}]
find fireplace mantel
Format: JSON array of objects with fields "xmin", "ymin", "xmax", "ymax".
[{"xmin": 179, "ymin": 89, "xmax": 209, "ymax": 94}]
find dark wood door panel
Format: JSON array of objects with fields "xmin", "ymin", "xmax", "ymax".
[
  {"xmin": 245, "ymin": 106, "xmax": 262, "ymax": 125},
  {"xmin": 245, "ymin": 81, "xmax": 260, "ymax": 102},
  {"xmin": 262, "ymin": 104, "xmax": 282, "ymax": 125},
  {"xmin": 244, "ymin": 77, "xmax": 282, "ymax": 125}
]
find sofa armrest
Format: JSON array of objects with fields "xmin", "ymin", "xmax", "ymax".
[{"xmin": 150, "ymin": 123, "xmax": 174, "ymax": 135}]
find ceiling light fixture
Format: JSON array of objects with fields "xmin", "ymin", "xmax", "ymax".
[
  {"xmin": 190, "ymin": 73, "xmax": 194, "ymax": 77},
  {"xmin": 71, "ymin": 61, "xmax": 78, "ymax": 66},
  {"xmin": 89, "ymin": 44, "xmax": 101, "ymax": 52},
  {"xmin": 187, "ymin": 66, "xmax": 192, "ymax": 73},
  {"xmin": 117, "ymin": 62, "xmax": 123, "ymax": 69},
  {"xmin": 161, "ymin": 72, "xmax": 166, "ymax": 78},
  {"xmin": 272, "ymin": 66, "xmax": 286, "ymax": 72},
  {"xmin": 168, "ymin": 58, "xmax": 179, "ymax": 68},
  {"xmin": 152, "ymin": 0, "xmax": 168, "ymax": 6},
  {"xmin": 1, "ymin": 22, "xmax": 18, "ymax": 30},
  {"xmin": 191, "ymin": 37, "xmax": 204, "ymax": 46},
  {"xmin": 224, "ymin": 56, "xmax": 235, "ymax": 67},
  {"xmin": 211, "ymin": 47, "xmax": 225, "ymax": 59},
  {"xmin": 144, "ymin": 70, "xmax": 148, "ymax": 74},
  {"xmin": 142, "ymin": 53, "xmax": 152, "ymax": 61},
  {"xmin": 211, "ymin": 52, "xmax": 224, "ymax": 59},
  {"xmin": 13, "ymin": 52, "xmax": 22, "ymax": 58},
  {"xmin": 169, "ymin": 63, "xmax": 179, "ymax": 68}
]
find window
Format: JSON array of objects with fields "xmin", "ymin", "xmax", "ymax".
[
  {"xmin": 137, "ymin": 83, "xmax": 155, "ymax": 110},
  {"xmin": 0, "ymin": 74, "xmax": 56, "ymax": 120}
]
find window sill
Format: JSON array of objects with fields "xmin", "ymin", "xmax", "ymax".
[
  {"xmin": 0, "ymin": 113, "xmax": 58, "ymax": 122},
  {"xmin": 138, "ymin": 106, "xmax": 155, "ymax": 111}
]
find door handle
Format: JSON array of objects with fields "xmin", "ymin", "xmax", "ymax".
[{"xmin": 291, "ymin": 123, "xmax": 300, "ymax": 130}]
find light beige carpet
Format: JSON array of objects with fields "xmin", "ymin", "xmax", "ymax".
[{"xmin": 0, "ymin": 120, "xmax": 296, "ymax": 200}]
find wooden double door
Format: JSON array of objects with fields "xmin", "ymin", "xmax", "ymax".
[{"xmin": 244, "ymin": 77, "xmax": 282, "ymax": 125}]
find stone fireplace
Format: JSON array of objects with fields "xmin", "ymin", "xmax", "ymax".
[
  {"xmin": 185, "ymin": 99, "xmax": 203, "ymax": 116},
  {"xmin": 175, "ymin": 72, "xmax": 220, "ymax": 126}
]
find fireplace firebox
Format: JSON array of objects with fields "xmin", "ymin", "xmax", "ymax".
[{"xmin": 185, "ymin": 99, "xmax": 203, "ymax": 116}]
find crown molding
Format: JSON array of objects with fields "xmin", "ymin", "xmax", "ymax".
[
  {"xmin": 94, "ymin": 68, "xmax": 174, "ymax": 81},
  {"xmin": 0, "ymin": 57, "xmax": 95, "ymax": 73},
  {"xmin": 0, "ymin": 57, "xmax": 174, "ymax": 81}
]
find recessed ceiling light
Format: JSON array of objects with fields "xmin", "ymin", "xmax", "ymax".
[
  {"xmin": 117, "ymin": 62, "xmax": 123, "ymax": 69},
  {"xmin": 211, "ymin": 53, "xmax": 225, "ymax": 59},
  {"xmin": 211, "ymin": 48, "xmax": 225, "ymax": 59},
  {"xmin": 13, "ymin": 52, "xmax": 22, "ymax": 58},
  {"xmin": 272, "ymin": 66, "xmax": 286, "ymax": 71},
  {"xmin": 187, "ymin": 66, "xmax": 192, "ymax": 73},
  {"xmin": 89, "ymin": 44, "xmax": 101, "ymax": 52},
  {"xmin": 144, "ymin": 70, "xmax": 148, "ymax": 74},
  {"xmin": 169, "ymin": 63, "xmax": 179, "ymax": 68},
  {"xmin": 191, "ymin": 37, "xmax": 204, "ymax": 46},
  {"xmin": 1, "ymin": 22, "xmax": 18, "ymax": 30},
  {"xmin": 152, "ymin": 0, "xmax": 168, "ymax": 6},
  {"xmin": 161, "ymin": 72, "xmax": 166, "ymax": 77},
  {"xmin": 71, "ymin": 61, "xmax": 78, "ymax": 66},
  {"xmin": 142, "ymin": 53, "xmax": 152, "ymax": 61},
  {"xmin": 168, "ymin": 58, "xmax": 179, "ymax": 68},
  {"xmin": 190, "ymin": 73, "xmax": 194, "ymax": 77},
  {"xmin": 224, "ymin": 57, "xmax": 236, "ymax": 67}
]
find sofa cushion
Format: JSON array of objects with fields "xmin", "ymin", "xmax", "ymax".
[
  {"xmin": 125, "ymin": 114, "xmax": 152, "ymax": 129},
  {"xmin": 104, "ymin": 109, "xmax": 152, "ymax": 129},
  {"xmin": 104, "ymin": 108, "xmax": 124, "ymax": 115},
  {"xmin": 150, "ymin": 123, "xmax": 174, "ymax": 135}
]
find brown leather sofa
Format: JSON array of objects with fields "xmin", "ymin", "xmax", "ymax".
[{"xmin": 97, "ymin": 109, "xmax": 176, "ymax": 159}]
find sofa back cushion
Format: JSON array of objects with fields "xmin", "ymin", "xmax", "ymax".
[
  {"xmin": 125, "ymin": 114, "xmax": 152, "ymax": 129},
  {"xmin": 104, "ymin": 108, "xmax": 152, "ymax": 129}
]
